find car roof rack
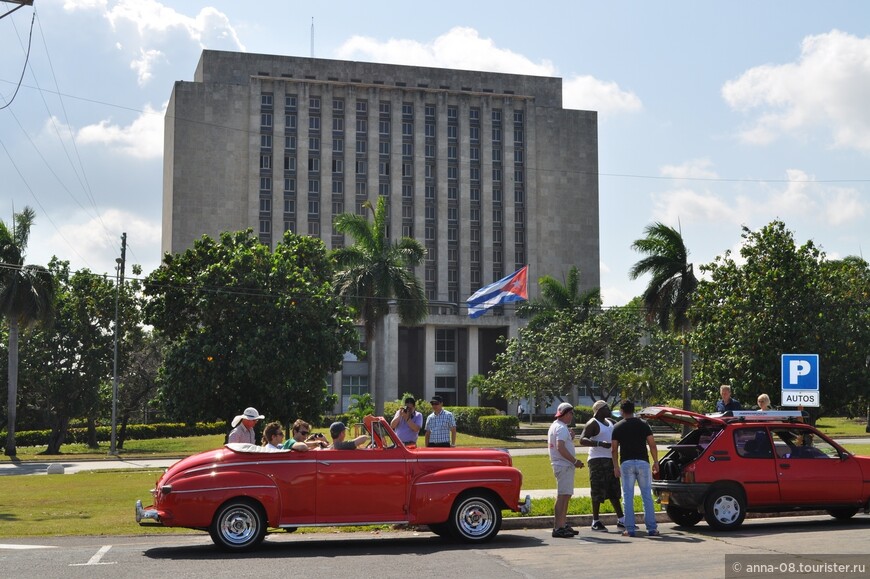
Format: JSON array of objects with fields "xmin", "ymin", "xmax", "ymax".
[{"xmin": 708, "ymin": 410, "xmax": 805, "ymax": 422}]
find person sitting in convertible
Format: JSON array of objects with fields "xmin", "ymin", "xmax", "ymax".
[{"xmin": 328, "ymin": 421, "xmax": 369, "ymax": 450}]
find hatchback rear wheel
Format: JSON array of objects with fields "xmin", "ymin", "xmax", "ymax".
[{"xmin": 704, "ymin": 485, "xmax": 746, "ymax": 530}]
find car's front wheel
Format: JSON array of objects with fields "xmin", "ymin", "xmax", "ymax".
[
  {"xmin": 704, "ymin": 485, "xmax": 746, "ymax": 530},
  {"xmin": 209, "ymin": 499, "xmax": 267, "ymax": 551},
  {"xmin": 449, "ymin": 491, "xmax": 502, "ymax": 543},
  {"xmin": 827, "ymin": 507, "xmax": 858, "ymax": 520},
  {"xmin": 666, "ymin": 505, "xmax": 703, "ymax": 527}
]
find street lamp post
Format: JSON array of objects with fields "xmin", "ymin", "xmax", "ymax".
[{"xmin": 109, "ymin": 233, "xmax": 126, "ymax": 456}]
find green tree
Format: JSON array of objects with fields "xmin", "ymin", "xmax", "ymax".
[
  {"xmin": 691, "ymin": 221, "xmax": 870, "ymax": 416},
  {"xmin": 17, "ymin": 261, "xmax": 115, "ymax": 453},
  {"xmin": 144, "ymin": 229, "xmax": 358, "ymax": 427},
  {"xmin": 629, "ymin": 222, "xmax": 698, "ymax": 412},
  {"xmin": 481, "ymin": 304, "xmax": 680, "ymax": 416},
  {"xmin": 518, "ymin": 265, "xmax": 601, "ymax": 330},
  {"xmin": 332, "ymin": 197, "xmax": 427, "ymax": 414},
  {"xmin": 347, "ymin": 392, "xmax": 375, "ymax": 424},
  {"xmin": 1, "ymin": 207, "xmax": 56, "ymax": 456}
]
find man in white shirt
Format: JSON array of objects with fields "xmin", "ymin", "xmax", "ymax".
[{"xmin": 547, "ymin": 402, "xmax": 584, "ymax": 538}]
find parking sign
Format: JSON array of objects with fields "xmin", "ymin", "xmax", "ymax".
[{"xmin": 780, "ymin": 354, "xmax": 819, "ymax": 407}]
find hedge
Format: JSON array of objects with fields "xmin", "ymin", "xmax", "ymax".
[
  {"xmin": 2, "ymin": 421, "xmax": 227, "ymax": 447},
  {"xmin": 478, "ymin": 415, "xmax": 519, "ymax": 439}
]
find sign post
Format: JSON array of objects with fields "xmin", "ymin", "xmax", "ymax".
[{"xmin": 780, "ymin": 354, "xmax": 819, "ymax": 407}]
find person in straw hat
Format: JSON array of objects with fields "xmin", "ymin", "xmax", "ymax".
[{"xmin": 228, "ymin": 406, "xmax": 264, "ymax": 444}]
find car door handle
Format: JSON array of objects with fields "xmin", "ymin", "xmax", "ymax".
[{"xmin": 778, "ymin": 463, "xmax": 790, "ymax": 469}]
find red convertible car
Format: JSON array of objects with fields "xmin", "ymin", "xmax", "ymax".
[
  {"xmin": 642, "ymin": 407, "xmax": 870, "ymax": 530},
  {"xmin": 136, "ymin": 415, "xmax": 529, "ymax": 550}
]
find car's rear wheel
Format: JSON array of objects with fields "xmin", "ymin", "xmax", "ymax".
[
  {"xmin": 704, "ymin": 485, "xmax": 746, "ymax": 530},
  {"xmin": 209, "ymin": 498, "xmax": 267, "ymax": 551},
  {"xmin": 666, "ymin": 505, "xmax": 703, "ymax": 527},
  {"xmin": 827, "ymin": 507, "xmax": 858, "ymax": 520},
  {"xmin": 448, "ymin": 491, "xmax": 502, "ymax": 543}
]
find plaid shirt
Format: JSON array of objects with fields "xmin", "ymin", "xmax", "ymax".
[{"xmin": 425, "ymin": 409, "xmax": 456, "ymax": 444}]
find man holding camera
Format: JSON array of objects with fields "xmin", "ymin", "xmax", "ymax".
[{"xmin": 390, "ymin": 396, "xmax": 423, "ymax": 446}]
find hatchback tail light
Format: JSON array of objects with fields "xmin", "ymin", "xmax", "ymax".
[{"xmin": 682, "ymin": 470, "xmax": 695, "ymax": 484}]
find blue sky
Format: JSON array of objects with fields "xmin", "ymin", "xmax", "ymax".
[{"xmin": 1, "ymin": 0, "xmax": 868, "ymax": 306}]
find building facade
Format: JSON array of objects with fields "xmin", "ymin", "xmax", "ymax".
[{"xmin": 163, "ymin": 50, "xmax": 599, "ymax": 412}]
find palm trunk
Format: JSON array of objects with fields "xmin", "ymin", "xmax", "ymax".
[{"xmin": 5, "ymin": 319, "xmax": 19, "ymax": 457}]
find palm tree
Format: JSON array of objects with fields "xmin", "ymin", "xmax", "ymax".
[
  {"xmin": 519, "ymin": 265, "xmax": 601, "ymax": 330},
  {"xmin": 332, "ymin": 197, "xmax": 427, "ymax": 414},
  {"xmin": 1, "ymin": 207, "xmax": 56, "ymax": 457},
  {"xmin": 629, "ymin": 222, "xmax": 698, "ymax": 412}
]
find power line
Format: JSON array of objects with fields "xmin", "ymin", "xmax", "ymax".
[{"xmin": 0, "ymin": 5, "xmax": 33, "ymax": 110}]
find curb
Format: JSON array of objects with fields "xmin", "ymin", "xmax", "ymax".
[{"xmin": 500, "ymin": 510, "xmax": 829, "ymax": 530}]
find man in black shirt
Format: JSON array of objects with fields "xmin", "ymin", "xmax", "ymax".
[{"xmin": 611, "ymin": 400, "xmax": 659, "ymax": 537}]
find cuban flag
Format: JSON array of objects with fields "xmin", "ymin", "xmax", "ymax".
[{"xmin": 466, "ymin": 265, "xmax": 529, "ymax": 318}]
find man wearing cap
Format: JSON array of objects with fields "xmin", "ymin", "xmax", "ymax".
[
  {"xmin": 580, "ymin": 400, "xmax": 626, "ymax": 531},
  {"xmin": 424, "ymin": 396, "xmax": 456, "ymax": 448},
  {"xmin": 228, "ymin": 407, "xmax": 264, "ymax": 444},
  {"xmin": 548, "ymin": 402, "xmax": 584, "ymax": 538},
  {"xmin": 328, "ymin": 421, "xmax": 369, "ymax": 450}
]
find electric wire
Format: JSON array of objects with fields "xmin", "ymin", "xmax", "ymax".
[{"xmin": 0, "ymin": 6, "xmax": 33, "ymax": 110}]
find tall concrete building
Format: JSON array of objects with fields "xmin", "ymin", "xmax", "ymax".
[{"xmin": 164, "ymin": 49, "xmax": 599, "ymax": 412}]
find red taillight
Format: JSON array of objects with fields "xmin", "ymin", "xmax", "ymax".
[{"xmin": 682, "ymin": 470, "xmax": 695, "ymax": 483}]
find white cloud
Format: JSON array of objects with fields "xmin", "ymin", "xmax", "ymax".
[
  {"xmin": 66, "ymin": 0, "xmax": 243, "ymax": 85},
  {"xmin": 336, "ymin": 27, "xmax": 640, "ymax": 117},
  {"xmin": 562, "ymin": 75, "xmax": 642, "ymax": 117},
  {"xmin": 75, "ymin": 102, "xmax": 165, "ymax": 159},
  {"xmin": 722, "ymin": 30, "xmax": 870, "ymax": 153},
  {"xmin": 822, "ymin": 188, "xmax": 866, "ymax": 226},
  {"xmin": 336, "ymin": 26, "xmax": 556, "ymax": 75},
  {"xmin": 28, "ymin": 207, "xmax": 161, "ymax": 276},
  {"xmin": 131, "ymin": 48, "xmax": 165, "ymax": 86},
  {"xmin": 651, "ymin": 166, "xmax": 866, "ymax": 233},
  {"xmin": 651, "ymin": 187, "xmax": 738, "ymax": 225},
  {"xmin": 660, "ymin": 158, "xmax": 718, "ymax": 180},
  {"xmin": 63, "ymin": 0, "xmax": 106, "ymax": 10}
]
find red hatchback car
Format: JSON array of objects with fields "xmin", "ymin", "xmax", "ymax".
[
  {"xmin": 136, "ymin": 415, "xmax": 529, "ymax": 550},
  {"xmin": 641, "ymin": 407, "xmax": 870, "ymax": 530}
]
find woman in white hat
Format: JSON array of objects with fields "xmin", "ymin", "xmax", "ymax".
[{"xmin": 228, "ymin": 407, "xmax": 264, "ymax": 444}]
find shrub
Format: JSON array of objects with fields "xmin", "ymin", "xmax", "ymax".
[
  {"xmin": 2, "ymin": 421, "xmax": 228, "ymax": 447},
  {"xmin": 478, "ymin": 415, "xmax": 518, "ymax": 439},
  {"xmin": 442, "ymin": 406, "xmax": 499, "ymax": 436}
]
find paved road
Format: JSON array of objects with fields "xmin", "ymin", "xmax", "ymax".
[{"xmin": 1, "ymin": 515, "xmax": 868, "ymax": 578}]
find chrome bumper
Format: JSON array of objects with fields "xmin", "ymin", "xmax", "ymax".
[{"xmin": 135, "ymin": 499, "xmax": 161, "ymax": 525}]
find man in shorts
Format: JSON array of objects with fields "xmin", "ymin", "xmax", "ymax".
[
  {"xmin": 548, "ymin": 402, "xmax": 584, "ymax": 538},
  {"xmin": 580, "ymin": 400, "xmax": 625, "ymax": 531}
]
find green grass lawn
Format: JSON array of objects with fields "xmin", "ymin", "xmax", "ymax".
[{"xmin": 2, "ymin": 442, "xmax": 868, "ymax": 538}]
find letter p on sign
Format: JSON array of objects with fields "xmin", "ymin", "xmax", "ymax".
[{"xmin": 789, "ymin": 360, "xmax": 811, "ymax": 384}]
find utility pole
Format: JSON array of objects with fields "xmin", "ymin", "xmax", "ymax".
[{"xmin": 110, "ymin": 232, "xmax": 127, "ymax": 455}]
